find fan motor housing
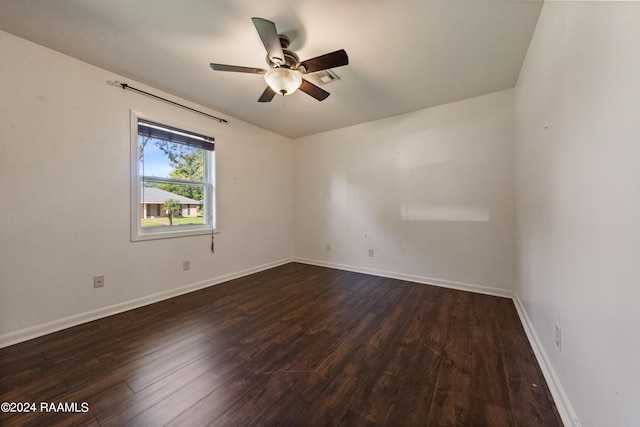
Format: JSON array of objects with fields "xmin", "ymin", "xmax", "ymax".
[{"xmin": 266, "ymin": 35, "xmax": 300, "ymax": 70}]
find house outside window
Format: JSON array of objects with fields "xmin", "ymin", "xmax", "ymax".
[{"xmin": 130, "ymin": 111, "xmax": 216, "ymax": 241}]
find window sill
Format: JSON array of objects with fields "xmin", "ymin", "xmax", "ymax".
[{"xmin": 131, "ymin": 226, "xmax": 219, "ymax": 242}]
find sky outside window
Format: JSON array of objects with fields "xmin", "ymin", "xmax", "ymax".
[{"xmin": 139, "ymin": 137, "xmax": 203, "ymax": 179}]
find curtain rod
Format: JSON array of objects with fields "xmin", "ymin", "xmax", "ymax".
[{"xmin": 108, "ymin": 80, "xmax": 229, "ymax": 124}]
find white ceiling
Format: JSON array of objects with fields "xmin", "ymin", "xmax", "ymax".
[{"xmin": 0, "ymin": 0, "xmax": 542, "ymax": 138}]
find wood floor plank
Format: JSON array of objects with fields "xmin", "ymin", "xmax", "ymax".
[
  {"xmin": 494, "ymin": 298, "xmax": 562, "ymax": 427},
  {"xmin": 96, "ymin": 357, "xmax": 242, "ymax": 426},
  {"xmin": 241, "ymin": 392, "xmax": 310, "ymax": 427},
  {"xmin": 312, "ymin": 311, "xmax": 383, "ymax": 381},
  {"xmin": 468, "ymin": 293, "xmax": 514, "ymax": 425},
  {"xmin": 163, "ymin": 369, "xmax": 259, "ymax": 426},
  {"xmin": 171, "ymin": 346, "xmax": 308, "ymax": 427},
  {"xmin": 382, "ymin": 286, "xmax": 444, "ymax": 425},
  {"xmin": 0, "ymin": 263, "xmax": 563, "ymax": 426},
  {"xmin": 121, "ymin": 366, "xmax": 239, "ymax": 426},
  {"xmin": 425, "ymin": 290, "xmax": 473, "ymax": 426},
  {"xmin": 64, "ymin": 332, "xmax": 211, "ymax": 393}
]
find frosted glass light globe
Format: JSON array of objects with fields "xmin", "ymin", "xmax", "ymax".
[{"xmin": 264, "ymin": 68, "xmax": 302, "ymax": 96}]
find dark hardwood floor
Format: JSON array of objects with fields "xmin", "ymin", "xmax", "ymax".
[{"xmin": 0, "ymin": 263, "xmax": 562, "ymax": 426}]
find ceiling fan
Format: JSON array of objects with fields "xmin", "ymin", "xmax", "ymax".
[{"xmin": 210, "ymin": 17, "xmax": 349, "ymax": 102}]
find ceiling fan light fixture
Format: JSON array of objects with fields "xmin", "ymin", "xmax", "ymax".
[{"xmin": 265, "ymin": 68, "xmax": 302, "ymax": 96}]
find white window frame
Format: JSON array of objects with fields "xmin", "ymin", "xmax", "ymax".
[{"xmin": 130, "ymin": 110, "xmax": 216, "ymax": 241}]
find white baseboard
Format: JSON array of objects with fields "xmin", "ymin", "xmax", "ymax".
[
  {"xmin": 0, "ymin": 257, "xmax": 293, "ymax": 349},
  {"xmin": 513, "ymin": 297, "xmax": 581, "ymax": 427},
  {"xmin": 293, "ymin": 257, "xmax": 514, "ymax": 298}
]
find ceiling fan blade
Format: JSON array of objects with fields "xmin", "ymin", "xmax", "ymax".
[
  {"xmin": 210, "ymin": 63, "xmax": 266, "ymax": 74},
  {"xmin": 258, "ymin": 86, "xmax": 277, "ymax": 103},
  {"xmin": 299, "ymin": 79, "xmax": 330, "ymax": 101},
  {"xmin": 299, "ymin": 49, "xmax": 349, "ymax": 73},
  {"xmin": 251, "ymin": 17, "xmax": 285, "ymax": 65}
]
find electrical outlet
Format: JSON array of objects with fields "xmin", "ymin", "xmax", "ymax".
[
  {"xmin": 326, "ymin": 244, "xmax": 331, "ymax": 251},
  {"xmin": 183, "ymin": 261, "xmax": 190, "ymax": 271},
  {"xmin": 555, "ymin": 324, "xmax": 562, "ymax": 350},
  {"xmin": 368, "ymin": 249, "xmax": 374, "ymax": 257},
  {"xmin": 94, "ymin": 276, "xmax": 104, "ymax": 288}
]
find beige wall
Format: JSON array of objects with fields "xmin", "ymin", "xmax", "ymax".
[
  {"xmin": 515, "ymin": 2, "xmax": 640, "ymax": 426},
  {"xmin": 294, "ymin": 89, "xmax": 515, "ymax": 294},
  {"xmin": 0, "ymin": 30, "xmax": 294, "ymax": 342}
]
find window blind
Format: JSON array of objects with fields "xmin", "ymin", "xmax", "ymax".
[{"xmin": 138, "ymin": 119, "xmax": 215, "ymax": 151}]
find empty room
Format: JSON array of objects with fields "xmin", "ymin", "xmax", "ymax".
[{"xmin": 1, "ymin": 1, "xmax": 638, "ymax": 426}]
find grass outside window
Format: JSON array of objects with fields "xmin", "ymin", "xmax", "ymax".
[{"xmin": 141, "ymin": 216, "xmax": 204, "ymax": 227}]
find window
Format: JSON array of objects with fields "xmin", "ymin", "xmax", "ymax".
[{"xmin": 130, "ymin": 111, "xmax": 216, "ymax": 241}]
